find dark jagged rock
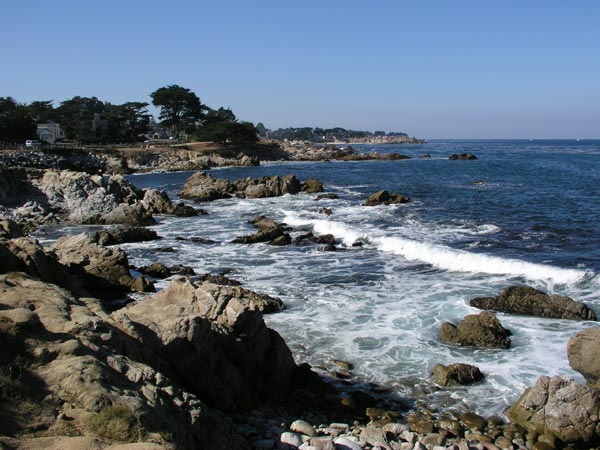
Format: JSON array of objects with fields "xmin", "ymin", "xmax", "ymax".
[
  {"xmin": 363, "ymin": 190, "xmax": 410, "ymax": 206},
  {"xmin": 449, "ymin": 153, "xmax": 477, "ymax": 160},
  {"xmin": 170, "ymin": 264, "xmax": 196, "ymax": 276},
  {"xmin": 91, "ymin": 226, "xmax": 160, "ymax": 246},
  {"xmin": 430, "ymin": 363, "xmax": 484, "ymax": 387},
  {"xmin": 470, "ymin": 286, "xmax": 596, "ymax": 321},
  {"xmin": 138, "ymin": 262, "xmax": 172, "ymax": 279},
  {"xmin": 233, "ymin": 215, "xmax": 291, "ymax": 245},
  {"xmin": 199, "ymin": 273, "xmax": 242, "ymax": 286},
  {"xmin": 0, "ymin": 218, "xmax": 23, "ymax": 239},
  {"xmin": 315, "ymin": 193, "xmax": 339, "ymax": 201},
  {"xmin": 440, "ymin": 311, "xmax": 511, "ymax": 349},
  {"xmin": 301, "ymin": 178, "xmax": 324, "ymax": 194}
]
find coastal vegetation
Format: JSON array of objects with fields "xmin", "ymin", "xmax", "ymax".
[{"xmin": 0, "ymin": 85, "xmax": 260, "ymax": 147}]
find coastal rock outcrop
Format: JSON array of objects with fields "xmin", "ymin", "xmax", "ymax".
[
  {"xmin": 363, "ymin": 190, "xmax": 410, "ymax": 206},
  {"xmin": 430, "ymin": 363, "xmax": 484, "ymax": 387},
  {"xmin": 470, "ymin": 286, "xmax": 596, "ymax": 321},
  {"xmin": 180, "ymin": 172, "xmax": 324, "ymax": 202},
  {"xmin": 0, "ymin": 271, "xmax": 249, "ymax": 449},
  {"xmin": 112, "ymin": 277, "xmax": 295, "ymax": 412},
  {"xmin": 179, "ymin": 172, "xmax": 233, "ymax": 201},
  {"xmin": 52, "ymin": 233, "xmax": 135, "ymax": 295},
  {"xmin": 505, "ymin": 375, "xmax": 600, "ymax": 445},
  {"xmin": 440, "ymin": 311, "xmax": 511, "ymax": 349},
  {"xmin": 0, "ymin": 236, "xmax": 75, "ymax": 289},
  {"xmin": 0, "ymin": 168, "xmax": 189, "ymax": 228},
  {"xmin": 567, "ymin": 327, "xmax": 600, "ymax": 386}
]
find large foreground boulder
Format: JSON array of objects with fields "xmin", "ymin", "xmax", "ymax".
[
  {"xmin": 0, "ymin": 272, "xmax": 248, "ymax": 449},
  {"xmin": 440, "ymin": 311, "xmax": 511, "ymax": 349},
  {"xmin": 568, "ymin": 327, "xmax": 600, "ymax": 387},
  {"xmin": 470, "ymin": 286, "xmax": 596, "ymax": 321},
  {"xmin": 505, "ymin": 375, "xmax": 600, "ymax": 445},
  {"xmin": 112, "ymin": 277, "xmax": 297, "ymax": 412}
]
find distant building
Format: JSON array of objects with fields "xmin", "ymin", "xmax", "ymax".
[{"xmin": 36, "ymin": 122, "xmax": 66, "ymax": 144}]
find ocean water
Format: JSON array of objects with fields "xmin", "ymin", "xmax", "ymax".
[{"xmin": 45, "ymin": 140, "xmax": 600, "ymax": 416}]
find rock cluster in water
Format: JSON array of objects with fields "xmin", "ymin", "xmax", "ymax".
[{"xmin": 180, "ymin": 172, "xmax": 324, "ymax": 202}]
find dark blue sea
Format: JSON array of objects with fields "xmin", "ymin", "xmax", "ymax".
[{"xmin": 121, "ymin": 139, "xmax": 600, "ymax": 415}]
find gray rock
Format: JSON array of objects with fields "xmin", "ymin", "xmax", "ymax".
[
  {"xmin": 291, "ymin": 420, "xmax": 317, "ymax": 437},
  {"xmin": 333, "ymin": 436, "xmax": 364, "ymax": 450},
  {"xmin": 280, "ymin": 431, "xmax": 305, "ymax": 449},
  {"xmin": 360, "ymin": 426, "xmax": 389, "ymax": 447},
  {"xmin": 308, "ymin": 436, "xmax": 335, "ymax": 450},
  {"xmin": 505, "ymin": 375, "xmax": 600, "ymax": 444},
  {"xmin": 568, "ymin": 327, "xmax": 600, "ymax": 386},
  {"xmin": 363, "ymin": 190, "xmax": 410, "ymax": 206},
  {"xmin": 131, "ymin": 275, "xmax": 155, "ymax": 293},
  {"xmin": 52, "ymin": 233, "xmax": 134, "ymax": 294},
  {"xmin": 431, "ymin": 363, "xmax": 484, "ymax": 386},
  {"xmin": 440, "ymin": 311, "xmax": 511, "ymax": 349},
  {"xmin": 470, "ymin": 286, "xmax": 596, "ymax": 321},
  {"xmin": 138, "ymin": 262, "xmax": 171, "ymax": 279},
  {"xmin": 112, "ymin": 277, "xmax": 296, "ymax": 412}
]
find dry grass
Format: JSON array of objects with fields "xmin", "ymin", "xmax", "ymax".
[{"xmin": 86, "ymin": 404, "xmax": 143, "ymax": 442}]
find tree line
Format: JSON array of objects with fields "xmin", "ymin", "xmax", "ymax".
[{"xmin": 0, "ymin": 85, "xmax": 259, "ymax": 146}]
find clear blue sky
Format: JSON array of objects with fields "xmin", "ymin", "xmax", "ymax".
[{"xmin": 2, "ymin": 0, "xmax": 599, "ymax": 138}]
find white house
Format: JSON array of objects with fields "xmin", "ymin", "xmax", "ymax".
[{"xmin": 36, "ymin": 122, "xmax": 66, "ymax": 144}]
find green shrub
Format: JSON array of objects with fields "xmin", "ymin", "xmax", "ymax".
[{"xmin": 87, "ymin": 404, "xmax": 143, "ymax": 442}]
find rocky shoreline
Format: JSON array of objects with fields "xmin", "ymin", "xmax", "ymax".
[{"xmin": 1, "ymin": 154, "xmax": 599, "ymax": 449}]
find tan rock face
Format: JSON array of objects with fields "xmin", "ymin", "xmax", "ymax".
[
  {"xmin": 0, "ymin": 272, "xmax": 251, "ymax": 449},
  {"xmin": 52, "ymin": 233, "xmax": 134, "ymax": 293},
  {"xmin": 568, "ymin": 327, "xmax": 600, "ymax": 386},
  {"xmin": 112, "ymin": 277, "xmax": 296, "ymax": 412},
  {"xmin": 505, "ymin": 375, "xmax": 600, "ymax": 444}
]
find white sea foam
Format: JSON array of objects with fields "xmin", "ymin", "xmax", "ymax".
[
  {"xmin": 375, "ymin": 235, "xmax": 588, "ymax": 285},
  {"xmin": 283, "ymin": 213, "xmax": 589, "ymax": 285}
]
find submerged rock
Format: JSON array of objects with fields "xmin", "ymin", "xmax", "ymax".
[
  {"xmin": 470, "ymin": 285, "xmax": 596, "ymax": 321},
  {"xmin": 440, "ymin": 311, "xmax": 511, "ymax": 349}
]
